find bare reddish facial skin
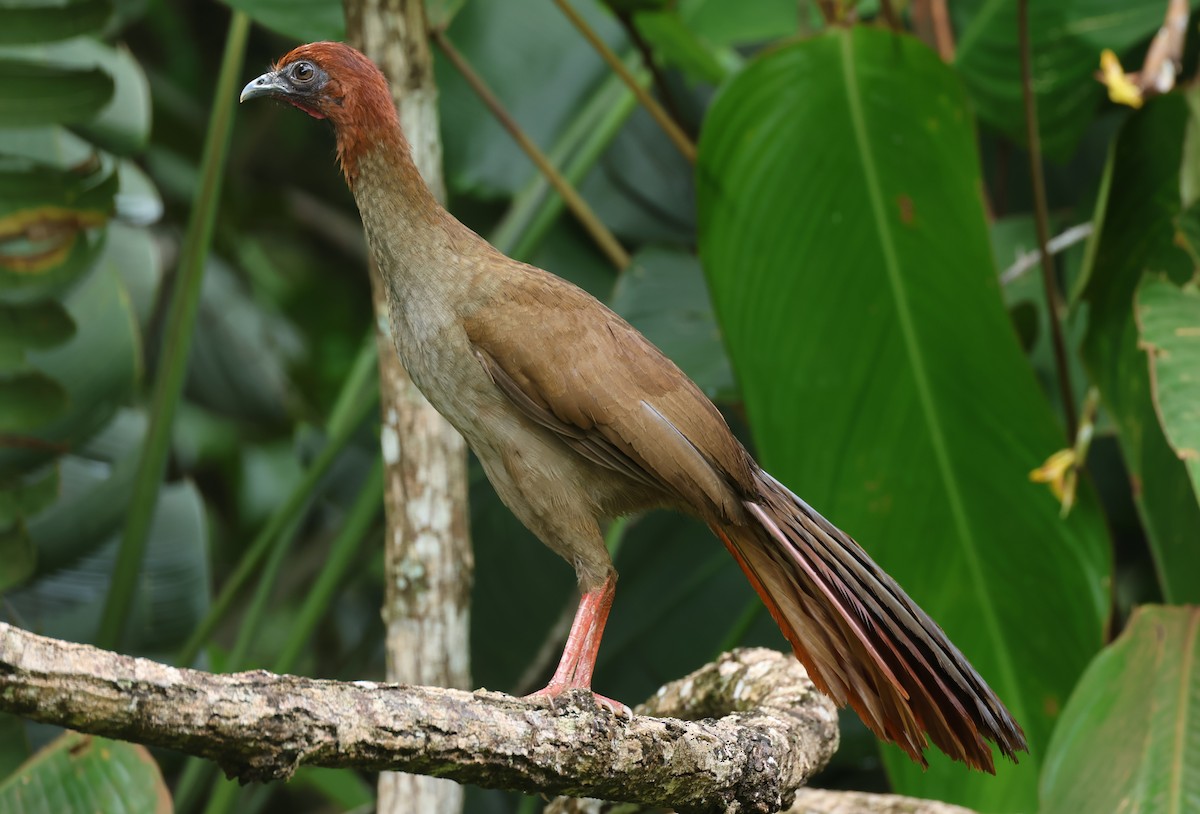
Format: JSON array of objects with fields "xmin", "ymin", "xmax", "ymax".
[{"xmin": 284, "ymin": 98, "xmax": 325, "ymax": 119}]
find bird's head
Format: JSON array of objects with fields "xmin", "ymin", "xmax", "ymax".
[
  {"xmin": 240, "ymin": 42, "xmax": 395, "ymax": 131},
  {"xmin": 241, "ymin": 42, "xmax": 403, "ymax": 182}
]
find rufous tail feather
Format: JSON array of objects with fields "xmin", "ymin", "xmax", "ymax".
[{"xmin": 712, "ymin": 470, "xmax": 1027, "ymax": 773}]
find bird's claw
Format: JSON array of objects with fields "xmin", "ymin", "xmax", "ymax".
[
  {"xmin": 526, "ymin": 685, "xmax": 632, "ymax": 719},
  {"xmin": 590, "ymin": 692, "xmax": 633, "ymax": 719}
]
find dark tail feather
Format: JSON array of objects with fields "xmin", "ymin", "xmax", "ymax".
[{"xmin": 712, "ymin": 470, "xmax": 1027, "ymax": 772}]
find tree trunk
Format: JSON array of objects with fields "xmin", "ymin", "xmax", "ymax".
[{"xmin": 342, "ymin": 2, "xmax": 473, "ymax": 813}]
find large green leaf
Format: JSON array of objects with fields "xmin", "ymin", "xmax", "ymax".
[
  {"xmin": 0, "ymin": 521, "xmax": 36, "ymax": 591},
  {"xmin": 1040, "ymin": 605, "xmax": 1200, "ymax": 814},
  {"xmin": 115, "ymin": 159, "xmax": 163, "ymax": 226},
  {"xmin": 219, "ymin": 0, "xmax": 343, "ymax": 42},
  {"xmin": 0, "ymin": 732, "xmax": 170, "ymax": 814},
  {"xmin": 9, "ymin": 481, "xmax": 209, "ymax": 651},
  {"xmin": 0, "ymin": 464, "xmax": 58, "ymax": 589},
  {"xmin": 75, "ymin": 42, "xmax": 151, "ymax": 154},
  {"xmin": 697, "ymin": 28, "xmax": 1110, "ymax": 809},
  {"xmin": 1137, "ymin": 277, "xmax": 1200, "ymax": 503},
  {"xmin": 0, "ymin": 301, "xmax": 75, "ymax": 356},
  {"xmin": 632, "ymin": 9, "xmax": 736, "ymax": 85},
  {"xmin": 955, "ymin": 0, "xmax": 1177, "ymax": 157},
  {"xmin": 0, "ymin": 372, "xmax": 66, "ymax": 431},
  {"xmin": 0, "ymin": 58, "xmax": 112, "ymax": 125},
  {"xmin": 0, "ymin": 154, "xmax": 116, "ymax": 221},
  {"xmin": 0, "ymin": 39, "xmax": 152, "ymax": 154},
  {"xmin": 0, "ymin": 150, "xmax": 116, "ymax": 296},
  {"xmin": 0, "ymin": 260, "xmax": 140, "ymax": 477},
  {"xmin": 581, "ymin": 102, "xmax": 697, "ymax": 247},
  {"xmin": 0, "ymin": 714, "xmax": 30, "ymax": 778},
  {"xmin": 27, "ymin": 408, "xmax": 145, "ymax": 575},
  {"xmin": 678, "ymin": 0, "xmax": 799, "ymax": 46},
  {"xmin": 0, "ymin": 465, "xmax": 58, "ymax": 527},
  {"xmin": 0, "ymin": 0, "xmax": 112, "ymax": 45},
  {"xmin": 0, "ymin": 125, "xmax": 94, "ymax": 168},
  {"xmin": 1080, "ymin": 94, "xmax": 1200, "ymax": 604},
  {"xmin": 98, "ymin": 221, "xmax": 159, "ymax": 341}
]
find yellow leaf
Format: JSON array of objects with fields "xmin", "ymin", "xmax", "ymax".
[
  {"xmin": 1100, "ymin": 49, "xmax": 1143, "ymax": 109},
  {"xmin": 1030, "ymin": 448, "xmax": 1078, "ymax": 516}
]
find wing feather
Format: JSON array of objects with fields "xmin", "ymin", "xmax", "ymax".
[{"xmin": 463, "ymin": 271, "xmax": 753, "ymax": 520}]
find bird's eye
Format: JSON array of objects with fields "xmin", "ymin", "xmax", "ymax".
[{"xmin": 292, "ymin": 62, "xmax": 315, "ymax": 82}]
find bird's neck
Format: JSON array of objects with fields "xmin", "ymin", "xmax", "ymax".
[
  {"xmin": 340, "ymin": 121, "xmax": 443, "ymax": 229},
  {"xmin": 339, "ymin": 117, "xmax": 489, "ymax": 333}
]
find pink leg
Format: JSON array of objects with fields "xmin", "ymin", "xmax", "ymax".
[{"xmin": 527, "ymin": 573, "xmax": 629, "ymax": 716}]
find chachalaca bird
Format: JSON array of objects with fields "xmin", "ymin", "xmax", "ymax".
[{"xmin": 241, "ymin": 41, "xmax": 1027, "ymax": 773}]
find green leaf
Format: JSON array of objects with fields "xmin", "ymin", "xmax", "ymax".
[
  {"xmin": 76, "ymin": 42, "xmax": 151, "ymax": 154},
  {"xmin": 104, "ymin": 221, "xmax": 160, "ymax": 336},
  {"xmin": 678, "ymin": 0, "xmax": 799, "ymax": 46},
  {"xmin": 0, "ymin": 0, "xmax": 113, "ymax": 45},
  {"xmin": 581, "ymin": 102, "xmax": 696, "ymax": 247},
  {"xmin": 609, "ymin": 247, "xmax": 733, "ymax": 400},
  {"xmin": 0, "ymin": 151, "xmax": 117, "ymax": 221},
  {"xmin": 28, "ymin": 408, "xmax": 145, "ymax": 575},
  {"xmin": 955, "ymin": 0, "xmax": 1169, "ymax": 157},
  {"xmin": 697, "ymin": 28, "xmax": 1110, "ymax": 807},
  {"xmin": 1080, "ymin": 94, "xmax": 1200, "ymax": 604},
  {"xmin": 0, "ymin": 228, "xmax": 105, "ymax": 303},
  {"xmin": 9, "ymin": 481, "xmax": 210, "ymax": 651},
  {"xmin": 0, "ymin": 520, "xmax": 36, "ymax": 591},
  {"xmin": 0, "ymin": 125, "xmax": 94, "ymax": 167},
  {"xmin": 219, "ymin": 0, "xmax": 343, "ymax": 41},
  {"xmin": 1137, "ymin": 276, "xmax": 1200, "ymax": 502},
  {"xmin": 0, "ymin": 260, "xmax": 140, "ymax": 476},
  {"xmin": 0, "ymin": 714, "xmax": 30, "ymax": 778},
  {"xmin": 0, "ymin": 463, "xmax": 59, "ymax": 525},
  {"xmin": 1040, "ymin": 605, "xmax": 1200, "ymax": 814},
  {"xmin": 0, "ymin": 58, "xmax": 112, "ymax": 125},
  {"xmin": 0, "ymin": 301, "xmax": 75, "ymax": 355},
  {"xmin": 0, "ymin": 39, "xmax": 151, "ymax": 153},
  {"xmin": 0, "ymin": 732, "xmax": 170, "ymax": 814},
  {"xmin": 633, "ymin": 9, "xmax": 737, "ymax": 84},
  {"xmin": 115, "ymin": 159, "xmax": 162, "ymax": 226},
  {"xmin": 1178, "ymin": 202, "xmax": 1200, "ymax": 268},
  {"xmin": 0, "ymin": 151, "xmax": 116, "ymax": 294},
  {"xmin": 0, "ymin": 371, "xmax": 67, "ymax": 431}
]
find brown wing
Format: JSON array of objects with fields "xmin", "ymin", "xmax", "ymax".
[{"xmin": 464, "ymin": 266, "xmax": 754, "ymax": 522}]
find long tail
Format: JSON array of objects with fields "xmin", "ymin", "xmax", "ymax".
[{"xmin": 712, "ymin": 470, "xmax": 1027, "ymax": 772}]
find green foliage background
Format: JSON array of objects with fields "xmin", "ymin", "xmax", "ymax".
[{"xmin": 1, "ymin": 0, "xmax": 1198, "ymax": 813}]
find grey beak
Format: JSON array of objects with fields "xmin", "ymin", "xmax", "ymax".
[{"xmin": 240, "ymin": 71, "xmax": 290, "ymax": 103}]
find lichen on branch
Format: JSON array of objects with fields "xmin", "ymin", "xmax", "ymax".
[{"xmin": 0, "ymin": 625, "xmax": 838, "ymax": 813}]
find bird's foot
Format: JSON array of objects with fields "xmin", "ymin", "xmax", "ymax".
[{"xmin": 526, "ymin": 684, "xmax": 633, "ymax": 719}]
